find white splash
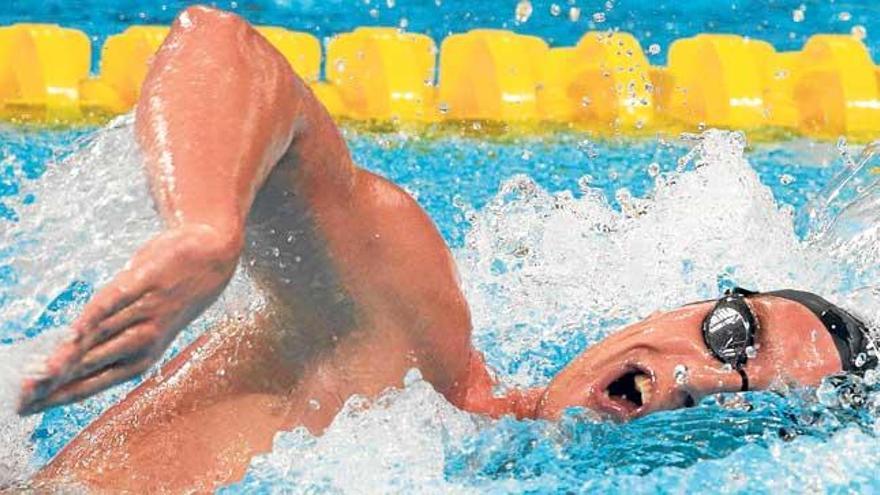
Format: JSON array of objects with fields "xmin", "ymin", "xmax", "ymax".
[
  {"xmin": 232, "ymin": 370, "xmax": 479, "ymax": 494},
  {"xmin": 457, "ymin": 130, "xmax": 851, "ymax": 386},
  {"xmin": 0, "ymin": 115, "xmax": 260, "ymax": 484}
]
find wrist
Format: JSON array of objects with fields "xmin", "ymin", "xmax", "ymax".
[{"xmin": 173, "ymin": 223, "xmax": 244, "ymax": 265}]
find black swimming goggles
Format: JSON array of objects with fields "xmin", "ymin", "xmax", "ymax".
[
  {"xmin": 700, "ymin": 287, "xmax": 876, "ymax": 392},
  {"xmin": 701, "ymin": 288, "xmax": 757, "ymax": 391}
]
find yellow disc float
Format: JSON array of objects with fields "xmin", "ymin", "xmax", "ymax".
[
  {"xmin": 662, "ymin": 34, "xmax": 775, "ymax": 129},
  {"xmin": 326, "ymin": 27, "xmax": 437, "ymax": 121},
  {"xmin": 438, "ymin": 29, "xmax": 548, "ymax": 121},
  {"xmin": 0, "ymin": 24, "xmax": 90, "ymax": 121},
  {"xmin": 794, "ymin": 35, "xmax": 880, "ymax": 138},
  {"xmin": 761, "ymin": 51, "xmax": 802, "ymax": 129},
  {"xmin": 90, "ymin": 26, "xmax": 169, "ymax": 113},
  {"xmin": 255, "ymin": 27, "xmax": 321, "ymax": 83},
  {"xmin": 0, "ymin": 20, "xmax": 878, "ymax": 139},
  {"xmin": 559, "ymin": 31, "xmax": 653, "ymax": 129},
  {"xmin": 537, "ymin": 47, "xmax": 578, "ymax": 121}
]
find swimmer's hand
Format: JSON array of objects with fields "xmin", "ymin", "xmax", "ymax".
[{"xmin": 17, "ymin": 224, "xmax": 242, "ymax": 415}]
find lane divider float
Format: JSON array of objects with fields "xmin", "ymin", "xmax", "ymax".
[{"xmin": 0, "ymin": 22, "xmax": 878, "ymax": 140}]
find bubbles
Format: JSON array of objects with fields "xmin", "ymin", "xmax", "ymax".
[
  {"xmin": 674, "ymin": 364, "xmax": 689, "ymax": 385},
  {"xmin": 852, "ymin": 25, "xmax": 868, "ymax": 40},
  {"xmin": 647, "ymin": 43, "xmax": 661, "ymax": 55},
  {"xmin": 514, "ymin": 0, "xmax": 532, "ymax": 23},
  {"xmin": 592, "ymin": 12, "xmax": 606, "ymax": 23},
  {"xmin": 779, "ymin": 174, "xmax": 795, "ymax": 186},
  {"xmin": 227, "ymin": 373, "xmax": 478, "ymax": 493},
  {"xmin": 568, "ymin": 6, "xmax": 581, "ymax": 22},
  {"xmin": 549, "ymin": 3, "xmax": 561, "ymax": 16},
  {"xmin": 745, "ymin": 345, "xmax": 758, "ymax": 359},
  {"xmin": 792, "ymin": 4, "xmax": 806, "ymax": 23},
  {"xmin": 818, "ymin": 374, "xmax": 868, "ymax": 410}
]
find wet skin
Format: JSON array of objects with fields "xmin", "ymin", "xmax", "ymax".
[{"xmin": 18, "ymin": 5, "xmax": 844, "ymax": 492}]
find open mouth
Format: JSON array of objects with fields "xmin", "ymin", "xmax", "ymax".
[{"xmin": 605, "ymin": 368, "xmax": 653, "ymax": 411}]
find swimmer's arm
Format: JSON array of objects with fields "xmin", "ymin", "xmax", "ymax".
[{"xmin": 18, "ymin": 6, "xmax": 354, "ymax": 414}]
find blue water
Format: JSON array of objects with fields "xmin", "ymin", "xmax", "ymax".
[{"xmin": 2, "ymin": 124, "xmax": 850, "ymax": 469}]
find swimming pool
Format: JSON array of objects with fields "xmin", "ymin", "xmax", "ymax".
[{"xmin": 3, "ymin": 0, "xmax": 880, "ymax": 493}]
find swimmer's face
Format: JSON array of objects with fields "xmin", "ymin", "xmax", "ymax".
[{"xmin": 536, "ymin": 296, "xmax": 844, "ymax": 421}]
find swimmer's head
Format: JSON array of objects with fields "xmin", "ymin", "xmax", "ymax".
[{"xmin": 535, "ymin": 294, "xmax": 845, "ymax": 421}]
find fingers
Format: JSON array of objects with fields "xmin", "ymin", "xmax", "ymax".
[
  {"xmin": 71, "ymin": 323, "xmax": 157, "ymax": 383},
  {"xmin": 27, "ymin": 273, "xmax": 155, "ymax": 392},
  {"xmin": 71, "ymin": 273, "xmax": 152, "ymax": 347},
  {"xmin": 19, "ymin": 356, "xmax": 153, "ymax": 415},
  {"xmin": 18, "ymin": 322, "xmax": 158, "ymax": 415}
]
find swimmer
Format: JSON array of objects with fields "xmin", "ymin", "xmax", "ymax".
[{"xmin": 14, "ymin": 6, "xmax": 876, "ymax": 492}]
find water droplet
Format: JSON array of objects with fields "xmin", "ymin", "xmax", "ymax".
[
  {"xmin": 438, "ymin": 101, "xmax": 450, "ymax": 114},
  {"xmin": 580, "ymin": 96, "xmax": 592, "ymax": 107},
  {"xmin": 592, "ymin": 12, "xmax": 606, "ymax": 23},
  {"xmin": 403, "ymin": 367, "xmax": 423, "ymax": 386},
  {"xmin": 577, "ymin": 175, "xmax": 594, "ymax": 191},
  {"xmin": 745, "ymin": 345, "xmax": 758, "ymax": 359},
  {"xmin": 721, "ymin": 363, "xmax": 733, "ymax": 373},
  {"xmin": 855, "ymin": 352, "xmax": 868, "ymax": 367},
  {"xmin": 399, "ymin": 17, "xmax": 408, "ymax": 28},
  {"xmin": 386, "ymin": 0, "xmax": 395, "ymax": 7},
  {"xmin": 648, "ymin": 43, "xmax": 661, "ymax": 55},
  {"xmin": 521, "ymin": 149, "xmax": 533, "ymax": 161},
  {"xmin": 852, "ymin": 25, "xmax": 867, "ymax": 40},
  {"xmin": 550, "ymin": 3, "xmax": 561, "ymax": 16},
  {"xmin": 369, "ymin": 8, "xmax": 379, "ymax": 18},
  {"xmin": 647, "ymin": 162, "xmax": 660, "ymax": 177},
  {"xmin": 792, "ymin": 4, "xmax": 806, "ymax": 23},
  {"xmin": 335, "ymin": 59, "xmax": 346, "ymax": 73},
  {"xmin": 568, "ymin": 6, "xmax": 581, "ymax": 22},
  {"xmin": 515, "ymin": 0, "xmax": 533, "ymax": 23},
  {"xmin": 308, "ymin": 399, "xmax": 321, "ymax": 410},
  {"xmin": 778, "ymin": 174, "xmax": 795, "ymax": 186},
  {"xmin": 864, "ymin": 368, "xmax": 879, "ymax": 386},
  {"xmin": 674, "ymin": 364, "xmax": 689, "ymax": 385},
  {"xmin": 838, "ymin": 11, "xmax": 852, "ymax": 22}
]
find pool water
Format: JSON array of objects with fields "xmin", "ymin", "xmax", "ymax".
[
  {"xmin": 3, "ymin": 0, "xmax": 880, "ymax": 493},
  {"xmin": 2, "ymin": 118, "xmax": 880, "ymax": 493}
]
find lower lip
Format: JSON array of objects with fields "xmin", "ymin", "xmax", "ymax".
[{"xmin": 596, "ymin": 392, "xmax": 642, "ymax": 419}]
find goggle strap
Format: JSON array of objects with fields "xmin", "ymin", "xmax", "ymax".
[{"xmin": 737, "ymin": 368, "xmax": 749, "ymax": 392}]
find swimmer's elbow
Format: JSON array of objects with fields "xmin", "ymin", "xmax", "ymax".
[{"xmin": 173, "ymin": 5, "xmax": 248, "ymax": 33}]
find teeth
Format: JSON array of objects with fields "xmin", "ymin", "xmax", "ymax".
[{"xmin": 634, "ymin": 374, "xmax": 652, "ymax": 405}]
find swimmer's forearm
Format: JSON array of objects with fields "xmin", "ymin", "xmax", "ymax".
[{"xmin": 134, "ymin": 6, "xmax": 301, "ymax": 247}]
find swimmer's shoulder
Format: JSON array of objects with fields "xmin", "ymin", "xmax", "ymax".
[{"xmin": 344, "ymin": 168, "xmax": 474, "ymax": 389}]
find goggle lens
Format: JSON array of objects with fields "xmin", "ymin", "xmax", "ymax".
[{"xmin": 701, "ymin": 295, "xmax": 757, "ymax": 369}]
